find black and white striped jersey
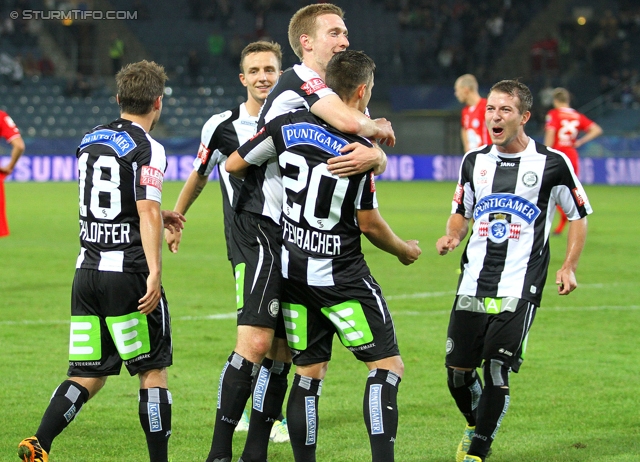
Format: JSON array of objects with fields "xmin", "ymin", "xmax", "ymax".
[
  {"xmin": 452, "ymin": 138, "xmax": 592, "ymax": 305},
  {"xmin": 235, "ymin": 64, "xmax": 336, "ymax": 225},
  {"xmin": 75, "ymin": 118, "xmax": 167, "ymax": 273},
  {"xmin": 238, "ymin": 110, "xmax": 377, "ymax": 286},
  {"xmin": 193, "ymin": 103, "xmax": 257, "ymax": 259}
]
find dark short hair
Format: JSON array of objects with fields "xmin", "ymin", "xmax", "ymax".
[
  {"xmin": 239, "ymin": 41, "xmax": 283, "ymax": 73},
  {"xmin": 488, "ymin": 79, "xmax": 533, "ymax": 114},
  {"xmin": 116, "ymin": 60, "xmax": 167, "ymax": 115},
  {"xmin": 325, "ymin": 50, "xmax": 375, "ymax": 101}
]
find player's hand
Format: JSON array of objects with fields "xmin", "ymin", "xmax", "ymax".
[
  {"xmin": 373, "ymin": 118, "xmax": 395, "ymax": 147},
  {"xmin": 398, "ymin": 239, "xmax": 421, "ymax": 265},
  {"xmin": 161, "ymin": 210, "xmax": 186, "ymax": 233},
  {"xmin": 0, "ymin": 166, "xmax": 13, "ymax": 175},
  {"xmin": 328, "ymin": 143, "xmax": 382, "ymax": 177},
  {"xmin": 164, "ymin": 228, "xmax": 182, "ymax": 253},
  {"xmin": 436, "ymin": 235, "xmax": 461, "ymax": 255},
  {"xmin": 555, "ymin": 267, "xmax": 577, "ymax": 295},
  {"xmin": 139, "ymin": 272, "xmax": 162, "ymax": 315}
]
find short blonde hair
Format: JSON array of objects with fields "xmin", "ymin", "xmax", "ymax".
[
  {"xmin": 552, "ymin": 87, "xmax": 570, "ymax": 104},
  {"xmin": 288, "ymin": 3, "xmax": 344, "ymax": 59}
]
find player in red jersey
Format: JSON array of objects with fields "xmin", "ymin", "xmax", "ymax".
[
  {"xmin": 544, "ymin": 87, "xmax": 602, "ymax": 234},
  {"xmin": 455, "ymin": 74, "xmax": 491, "ymax": 153}
]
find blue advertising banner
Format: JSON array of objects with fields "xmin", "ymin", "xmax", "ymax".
[{"xmin": 2, "ymin": 154, "xmax": 640, "ymax": 185}]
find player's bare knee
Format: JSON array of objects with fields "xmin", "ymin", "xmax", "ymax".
[
  {"xmin": 482, "ymin": 358, "xmax": 510, "ymax": 388},
  {"xmin": 70, "ymin": 376, "xmax": 107, "ymax": 399}
]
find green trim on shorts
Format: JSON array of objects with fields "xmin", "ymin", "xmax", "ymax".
[
  {"xmin": 282, "ymin": 302, "xmax": 308, "ymax": 350},
  {"xmin": 235, "ymin": 263, "xmax": 246, "ymax": 310},
  {"xmin": 105, "ymin": 312, "xmax": 151, "ymax": 360},
  {"xmin": 321, "ymin": 300, "xmax": 374, "ymax": 347},
  {"xmin": 69, "ymin": 315, "xmax": 102, "ymax": 361}
]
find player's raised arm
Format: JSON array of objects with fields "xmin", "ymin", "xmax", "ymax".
[{"xmin": 357, "ymin": 207, "xmax": 421, "ymax": 265}]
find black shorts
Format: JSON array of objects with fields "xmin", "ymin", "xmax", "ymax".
[
  {"xmin": 445, "ymin": 295, "xmax": 537, "ymax": 373},
  {"xmin": 282, "ymin": 275, "xmax": 400, "ymax": 366},
  {"xmin": 229, "ymin": 211, "xmax": 285, "ymax": 338},
  {"xmin": 68, "ymin": 269, "xmax": 172, "ymax": 377}
]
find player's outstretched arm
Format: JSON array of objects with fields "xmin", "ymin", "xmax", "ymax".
[
  {"xmin": 310, "ymin": 94, "xmax": 395, "ymax": 146},
  {"xmin": 357, "ymin": 208, "xmax": 421, "ymax": 265},
  {"xmin": 225, "ymin": 150, "xmax": 251, "ymax": 177},
  {"xmin": 164, "ymin": 170, "xmax": 205, "ymax": 253},
  {"xmin": 327, "ymin": 142, "xmax": 387, "ymax": 178},
  {"xmin": 0, "ymin": 135, "xmax": 25, "ymax": 175},
  {"xmin": 556, "ymin": 216, "xmax": 587, "ymax": 295},
  {"xmin": 137, "ymin": 199, "xmax": 163, "ymax": 314},
  {"xmin": 436, "ymin": 213, "xmax": 469, "ymax": 255}
]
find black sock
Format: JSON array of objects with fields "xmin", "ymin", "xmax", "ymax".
[
  {"xmin": 139, "ymin": 387, "xmax": 172, "ymax": 462},
  {"xmin": 241, "ymin": 358, "xmax": 291, "ymax": 462},
  {"xmin": 363, "ymin": 369, "xmax": 401, "ymax": 462},
  {"xmin": 206, "ymin": 352, "xmax": 258, "ymax": 462},
  {"xmin": 447, "ymin": 368, "xmax": 483, "ymax": 426},
  {"xmin": 469, "ymin": 360, "xmax": 511, "ymax": 459},
  {"xmin": 35, "ymin": 380, "xmax": 89, "ymax": 453},
  {"xmin": 286, "ymin": 374, "xmax": 322, "ymax": 462}
]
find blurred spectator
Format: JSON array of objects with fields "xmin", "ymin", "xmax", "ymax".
[
  {"xmin": 109, "ymin": 33, "xmax": 125, "ymax": 75},
  {"xmin": 207, "ymin": 28, "xmax": 225, "ymax": 70},
  {"xmin": 38, "ymin": 54, "xmax": 55, "ymax": 77},
  {"xmin": 186, "ymin": 49, "xmax": 201, "ymax": 86},
  {"xmin": 65, "ymin": 72, "xmax": 92, "ymax": 98},
  {"xmin": 0, "ymin": 52, "xmax": 24, "ymax": 85},
  {"xmin": 21, "ymin": 52, "xmax": 40, "ymax": 77}
]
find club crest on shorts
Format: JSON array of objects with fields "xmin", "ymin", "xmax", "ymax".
[
  {"xmin": 446, "ymin": 337, "xmax": 454, "ymax": 354},
  {"xmin": 268, "ymin": 299, "xmax": 280, "ymax": 317}
]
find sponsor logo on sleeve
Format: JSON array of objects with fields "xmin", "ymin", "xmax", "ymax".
[
  {"xmin": 301, "ymin": 78, "xmax": 328, "ymax": 95},
  {"xmin": 249, "ymin": 126, "xmax": 266, "ymax": 142},
  {"xmin": 453, "ymin": 183, "xmax": 464, "ymax": 204},
  {"xmin": 370, "ymin": 171, "xmax": 376, "ymax": 192},
  {"xmin": 197, "ymin": 143, "xmax": 211, "ymax": 165},
  {"xmin": 141, "ymin": 165, "xmax": 164, "ymax": 191},
  {"xmin": 572, "ymin": 187, "xmax": 586, "ymax": 206}
]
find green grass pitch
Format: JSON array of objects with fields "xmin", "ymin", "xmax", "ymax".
[{"xmin": 1, "ymin": 181, "xmax": 638, "ymax": 461}]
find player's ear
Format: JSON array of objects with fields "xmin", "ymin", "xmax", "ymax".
[
  {"xmin": 239, "ymin": 73, "xmax": 247, "ymax": 87},
  {"xmin": 356, "ymin": 83, "xmax": 366, "ymax": 100},
  {"xmin": 153, "ymin": 95, "xmax": 162, "ymax": 110}
]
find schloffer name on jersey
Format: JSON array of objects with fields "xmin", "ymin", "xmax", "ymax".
[
  {"xmin": 283, "ymin": 220, "xmax": 341, "ymax": 256},
  {"xmin": 79, "ymin": 219, "xmax": 131, "ymax": 244}
]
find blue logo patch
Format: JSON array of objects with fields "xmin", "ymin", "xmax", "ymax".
[
  {"xmin": 252, "ymin": 367, "xmax": 270, "ymax": 412},
  {"xmin": 282, "ymin": 122, "xmax": 348, "ymax": 157},
  {"xmin": 473, "ymin": 193, "xmax": 541, "ymax": 224},
  {"xmin": 368, "ymin": 384, "xmax": 384, "ymax": 435},
  {"xmin": 305, "ymin": 396, "xmax": 317, "ymax": 444},
  {"xmin": 79, "ymin": 129, "xmax": 137, "ymax": 158},
  {"xmin": 148, "ymin": 402, "xmax": 162, "ymax": 432}
]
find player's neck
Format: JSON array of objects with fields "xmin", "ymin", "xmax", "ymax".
[
  {"xmin": 467, "ymin": 93, "xmax": 482, "ymax": 107},
  {"xmin": 245, "ymin": 97, "xmax": 262, "ymax": 117},
  {"xmin": 302, "ymin": 57, "xmax": 325, "ymax": 80},
  {"xmin": 121, "ymin": 112, "xmax": 154, "ymax": 133}
]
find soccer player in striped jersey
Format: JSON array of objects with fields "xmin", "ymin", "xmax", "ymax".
[
  {"xmin": 436, "ymin": 80, "xmax": 592, "ymax": 462},
  {"xmin": 18, "ymin": 60, "xmax": 185, "ymax": 462},
  {"xmin": 205, "ymin": 5, "xmax": 394, "ymax": 462},
  {"xmin": 226, "ymin": 50, "xmax": 421, "ymax": 462}
]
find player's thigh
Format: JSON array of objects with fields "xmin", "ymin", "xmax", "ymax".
[
  {"xmin": 483, "ymin": 299, "xmax": 537, "ymax": 372},
  {"xmin": 445, "ymin": 295, "xmax": 488, "ymax": 369},
  {"xmin": 230, "ymin": 212, "xmax": 283, "ymax": 332}
]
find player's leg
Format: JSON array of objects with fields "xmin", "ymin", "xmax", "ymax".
[
  {"xmin": 110, "ymin": 272, "xmax": 174, "ymax": 462},
  {"xmin": 337, "ymin": 276, "xmax": 402, "ymax": 462},
  {"xmin": 19, "ymin": 269, "xmax": 119, "ymax": 461},
  {"xmin": 281, "ymin": 282, "xmax": 333, "ymax": 462},
  {"xmin": 208, "ymin": 212, "xmax": 286, "ymax": 462},
  {"xmin": 241, "ymin": 333, "xmax": 292, "ymax": 462},
  {"xmin": 467, "ymin": 299, "xmax": 537, "ymax": 461},
  {"xmin": 445, "ymin": 296, "xmax": 488, "ymax": 462},
  {"xmin": 363, "ymin": 356, "xmax": 403, "ymax": 462},
  {"xmin": 286, "ymin": 362, "xmax": 328, "ymax": 462},
  {"xmin": 138, "ymin": 368, "xmax": 172, "ymax": 462}
]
